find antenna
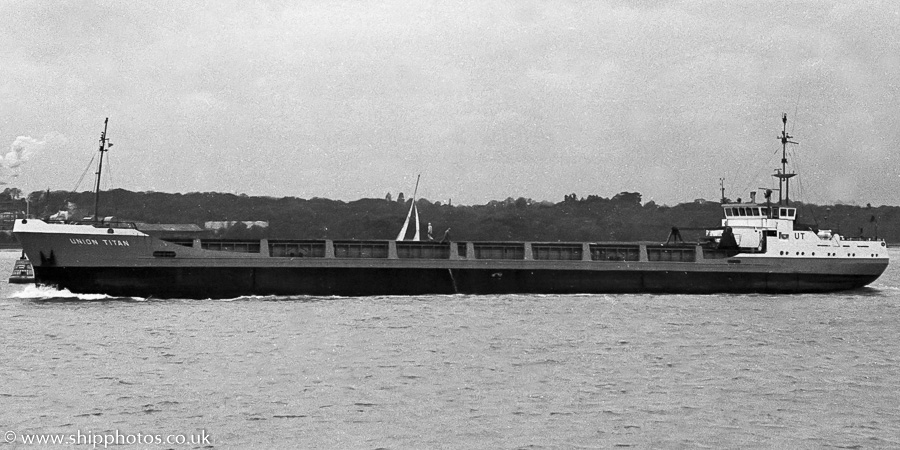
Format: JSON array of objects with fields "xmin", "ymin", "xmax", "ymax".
[
  {"xmin": 92, "ymin": 118, "xmax": 112, "ymax": 221},
  {"xmin": 773, "ymin": 113, "xmax": 798, "ymax": 205},
  {"xmin": 719, "ymin": 178, "xmax": 726, "ymax": 203}
]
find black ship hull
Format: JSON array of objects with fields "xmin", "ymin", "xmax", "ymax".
[
  {"xmin": 14, "ymin": 219, "xmax": 889, "ymax": 299},
  {"xmin": 15, "ymin": 113, "xmax": 890, "ymax": 299},
  {"xmin": 33, "ymin": 265, "xmax": 884, "ymax": 299}
]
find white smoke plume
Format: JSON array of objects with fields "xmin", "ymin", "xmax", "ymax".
[
  {"xmin": 4, "ymin": 136, "xmax": 44, "ymax": 169},
  {"xmin": 2, "ymin": 132, "xmax": 66, "ymax": 179}
]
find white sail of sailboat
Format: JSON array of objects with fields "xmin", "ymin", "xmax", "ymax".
[
  {"xmin": 396, "ymin": 202, "xmax": 414, "ymax": 241},
  {"xmin": 413, "ymin": 201, "xmax": 420, "ymax": 241},
  {"xmin": 396, "ymin": 174, "xmax": 421, "ymax": 241}
]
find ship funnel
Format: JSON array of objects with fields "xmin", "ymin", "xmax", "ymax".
[{"xmin": 750, "ymin": 192, "xmax": 757, "ymax": 203}]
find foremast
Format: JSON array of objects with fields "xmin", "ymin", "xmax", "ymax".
[{"xmin": 92, "ymin": 118, "xmax": 112, "ymax": 221}]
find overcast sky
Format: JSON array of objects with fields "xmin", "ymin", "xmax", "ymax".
[{"xmin": 2, "ymin": 1, "xmax": 898, "ymax": 206}]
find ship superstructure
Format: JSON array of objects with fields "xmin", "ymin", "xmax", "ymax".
[
  {"xmin": 704, "ymin": 113, "xmax": 886, "ymax": 265},
  {"xmin": 709, "ymin": 202, "xmax": 885, "ymax": 260}
]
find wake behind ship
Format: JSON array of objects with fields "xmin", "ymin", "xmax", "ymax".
[{"xmin": 11, "ymin": 115, "xmax": 890, "ymax": 298}]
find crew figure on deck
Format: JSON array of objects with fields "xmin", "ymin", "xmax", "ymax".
[{"xmin": 665, "ymin": 226, "xmax": 684, "ymax": 245}]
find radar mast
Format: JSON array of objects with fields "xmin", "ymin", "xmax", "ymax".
[{"xmin": 774, "ymin": 113, "xmax": 798, "ymax": 205}]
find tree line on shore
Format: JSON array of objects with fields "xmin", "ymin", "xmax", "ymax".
[{"xmin": 0, "ymin": 187, "xmax": 895, "ymax": 243}]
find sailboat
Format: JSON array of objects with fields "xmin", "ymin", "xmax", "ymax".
[{"xmin": 396, "ymin": 175, "xmax": 421, "ymax": 241}]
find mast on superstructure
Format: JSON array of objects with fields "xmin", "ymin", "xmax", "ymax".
[
  {"xmin": 92, "ymin": 118, "xmax": 112, "ymax": 221},
  {"xmin": 773, "ymin": 113, "xmax": 798, "ymax": 205},
  {"xmin": 719, "ymin": 177, "xmax": 726, "ymax": 203}
]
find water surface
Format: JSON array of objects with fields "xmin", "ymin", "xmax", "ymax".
[{"xmin": 2, "ymin": 249, "xmax": 899, "ymax": 448}]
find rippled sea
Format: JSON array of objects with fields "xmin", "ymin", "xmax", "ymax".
[{"xmin": 2, "ymin": 249, "xmax": 899, "ymax": 449}]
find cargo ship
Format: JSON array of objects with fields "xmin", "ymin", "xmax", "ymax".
[{"xmin": 11, "ymin": 116, "xmax": 890, "ymax": 299}]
